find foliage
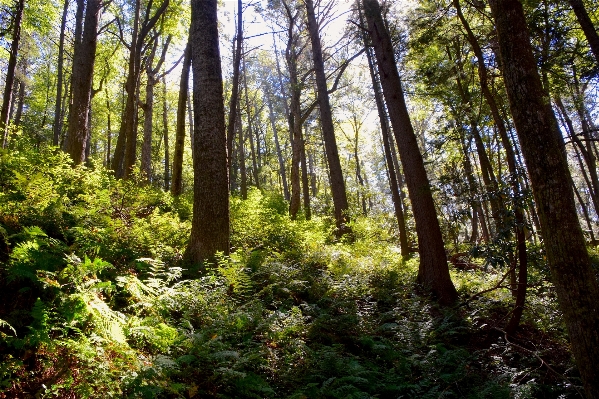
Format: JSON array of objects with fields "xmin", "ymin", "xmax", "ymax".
[{"xmin": 0, "ymin": 147, "xmax": 580, "ymax": 397}]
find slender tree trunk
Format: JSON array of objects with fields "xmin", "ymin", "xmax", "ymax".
[
  {"xmin": 64, "ymin": 0, "xmax": 103, "ymax": 164},
  {"xmin": 187, "ymin": 84, "xmax": 194, "ymax": 161},
  {"xmin": 112, "ymin": 0, "xmax": 141, "ymax": 176},
  {"xmin": 265, "ymin": 86, "xmax": 289, "ymax": 200},
  {"xmin": 141, "ymin": 36, "xmax": 170, "ymax": 180},
  {"xmin": 171, "ymin": 42, "xmax": 191, "ymax": 196},
  {"xmin": 305, "ymin": 0, "xmax": 351, "ymax": 233},
  {"xmin": 555, "ymin": 95, "xmax": 599, "ymax": 216},
  {"xmin": 242, "ymin": 55, "xmax": 260, "ymax": 188},
  {"xmin": 185, "ymin": 0, "xmax": 229, "ymax": 265},
  {"xmin": 53, "ymin": 0, "xmax": 70, "ymax": 145},
  {"xmin": 113, "ymin": 0, "xmax": 170, "ymax": 178},
  {"xmin": 459, "ymin": 130, "xmax": 490, "ymax": 242},
  {"xmin": 84, "ymin": 97, "xmax": 92, "ymax": 162},
  {"xmin": 489, "ymin": 0, "xmax": 599, "ymax": 394},
  {"xmin": 363, "ymin": 0, "xmax": 457, "ymax": 304},
  {"xmin": 1, "ymin": 0, "xmax": 24, "ymax": 148},
  {"xmin": 106, "ymin": 91, "xmax": 111, "ymax": 167},
  {"xmin": 287, "ymin": 35, "xmax": 303, "ymax": 219},
  {"xmin": 301, "ymin": 123, "xmax": 311, "ymax": 219},
  {"xmin": 452, "ymin": 6, "xmax": 529, "ymax": 328},
  {"xmin": 14, "ymin": 80, "xmax": 25, "ymax": 128},
  {"xmin": 227, "ymin": 0, "xmax": 243, "ymax": 188},
  {"xmin": 572, "ymin": 179, "xmax": 597, "ymax": 243},
  {"xmin": 163, "ymin": 77, "xmax": 169, "ymax": 191},
  {"xmin": 308, "ymin": 149, "xmax": 318, "ymax": 197},
  {"xmin": 566, "ymin": 0, "xmax": 599, "ymax": 64},
  {"xmin": 141, "ymin": 79, "xmax": 155, "ymax": 180},
  {"xmin": 238, "ymin": 106, "xmax": 247, "ymax": 199}
]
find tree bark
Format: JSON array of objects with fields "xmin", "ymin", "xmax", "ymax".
[
  {"xmin": 242, "ymin": 54, "xmax": 260, "ymax": 189},
  {"xmin": 171, "ymin": 41, "xmax": 191, "ymax": 196},
  {"xmin": 459, "ymin": 130, "xmax": 490, "ymax": 242},
  {"xmin": 488, "ymin": 0, "xmax": 599, "ymax": 395},
  {"xmin": 238, "ymin": 104, "xmax": 247, "ymax": 199},
  {"xmin": 52, "ymin": 0, "xmax": 70, "ymax": 145},
  {"xmin": 112, "ymin": 0, "xmax": 170, "ymax": 178},
  {"xmin": 265, "ymin": 85, "xmax": 290, "ymax": 200},
  {"xmin": 1, "ymin": 0, "xmax": 25, "ymax": 148},
  {"xmin": 13, "ymin": 79, "xmax": 25, "ymax": 128},
  {"xmin": 105, "ymin": 90, "xmax": 112, "ymax": 167},
  {"xmin": 185, "ymin": 0, "xmax": 229, "ymax": 265},
  {"xmin": 141, "ymin": 35, "xmax": 170, "ymax": 180},
  {"xmin": 162, "ymin": 77, "xmax": 169, "ymax": 191},
  {"xmin": 363, "ymin": 0, "xmax": 457, "ymax": 304},
  {"xmin": 64, "ymin": 0, "xmax": 103, "ymax": 164},
  {"xmin": 301, "ymin": 123, "xmax": 311, "ymax": 219},
  {"xmin": 226, "ymin": 0, "xmax": 243, "ymax": 189},
  {"xmin": 305, "ymin": 0, "xmax": 351, "ymax": 233}
]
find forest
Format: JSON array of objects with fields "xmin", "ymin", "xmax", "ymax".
[{"xmin": 0, "ymin": 0, "xmax": 599, "ymax": 397}]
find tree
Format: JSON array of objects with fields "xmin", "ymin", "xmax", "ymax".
[
  {"xmin": 64, "ymin": 0, "xmax": 103, "ymax": 164},
  {"xmin": 488, "ymin": 0, "xmax": 599, "ymax": 395},
  {"xmin": 1, "ymin": 0, "xmax": 25, "ymax": 148},
  {"xmin": 52, "ymin": 0, "xmax": 69, "ymax": 146},
  {"xmin": 305, "ymin": 0, "xmax": 351, "ymax": 233},
  {"xmin": 566, "ymin": 0, "xmax": 599, "ymax": 64},
  {"xmin": 171, "ymin": 40, "xmax": 191, "ymax": 196},
  {"xmin": 184, "ymin": 0, "xmax": 229, "ymax": 265},
  {"xmin": 363, "ymin": 0, "xmax": 457, "ymax": 305},
  {"xmin": 140, "ymin": 34, "xmax": 171, "ymax": 180},
  {"xmin": 111, "ymin": 0, "xmax": 170, "ymax": 178},
  {"xmin": 226, "ymin": 0, "xmax": 243, "ymax": 191},
  {"xmin": 361, "ymin": 21, "xmax": 409, "ymax": 255}
]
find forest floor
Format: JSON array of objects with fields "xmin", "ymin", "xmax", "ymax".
[{"xmin": 0, "ymin": 146, "xmax": 587, "ymax": 398}]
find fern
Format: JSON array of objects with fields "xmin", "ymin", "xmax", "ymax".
[
  {"xmin": 0, "ymin": 318, "xmax": 16, "ymax": 336},
  {"xmin": 217, "ymin": 254, "xmax": 253, "ymax": 302}
]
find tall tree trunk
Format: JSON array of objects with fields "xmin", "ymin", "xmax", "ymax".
[
  {"xmin": 305, "ymin": 0, "xmax": 351, "ymax": 233},
  {"xmin": 238, "ymin": 105, "xmax": 247, "ymax": 199},
  {"xmin": 187, "ymin": 83, "xmax": 194, "ymax": 161},
  {"xmin": 112, "ymin": 0, "xmax": 141, "ymax": 176},
  {"xmin": 353, "ymin": 128, "xmax": 367, "ymax": 215},
  {"xmin": 171, "ymin": 41, "xmax": 191, "ymax": 196},
  {"xmin": 459, "ymin": 130, "xmax": 491, "ymax": 242},
  {"xmin": 227, "ymin": 0, "xmax": 243, "ymax": 189},
  {"xmin": 141, "ymin": 36, "xmax": 170, "ymax": 180},
  {"xmin": 105, "ymin": 90, "xmax": 112, "ymax": 167},
  {"xmin": 242, "ymin": 55, "xmax": 260, "ymax": 188},
  {"xmin": 453, "ymin": 1, "xmax": 529, "ymax": 331},
  {"xmin": 555, "ymin": 95, "xmax": 599, "ymax": 216},
  {"xmin": 84, "ymin": 97, "xmax": 92, "ymax": 162},
  {"xmin": 112, "ymin": 0, "xmax": 170, "ymax": 178},
  {"xmin": 287, "ymin": 28, "xmax": 303, "ymax": 219},
  {"xmin": 572, "ymin": 179, "xmax": 597, "ymax": 243},
  {"xmin": 488, "ymin": 0, "xmax": 599, "ymax": 395},
  {"xmin": 140, "ymin": 78, "xmax": 155, "ymax": 180},
  {"xmin": 64, "ymin": 0, "xmax": 103, "ymax": 164},
  {"xmin": 308, "ymin": 149, "xmax": 318, "ymax": 197},
  {"xmin": 566, "ymin": 0, "xmax": 599, "ymax": 64},
  {"xmin": 363, "ymin": 0, "xmax": 457, "ymax": 305},
  {"xmin": 301, "ymin": 123, "xmax": 311, "ymax": 219},
  {"xmin": 53, "ymin": 0, "xmax": 70, "ymax": 146},
  {"xmin": 162, "ymin": 77, "xmax": 169, "ymax": 191},
  {"xmin": 13, "ymin": 80, "xmax": 25, "ymax": 128},
  {"xmin": 1, "ymin": 0, "xmax": 24, "ymax": 148},
  {"xmin": 185, "ymin": 0, "xmax": 229, "ymax": 265},
  {"xmin": 265, "ymin": 86, "xmax": 289, "ymax": 200}
]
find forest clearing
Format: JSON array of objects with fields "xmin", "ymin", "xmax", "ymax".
[{"xmin": 1, "ymin": 0, "xmax": 599, "ymax": 397}]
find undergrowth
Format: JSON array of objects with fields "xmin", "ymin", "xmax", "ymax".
[{"xmin": 0, "ymin": 147, "xmax": 581, "ymax": 398}]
